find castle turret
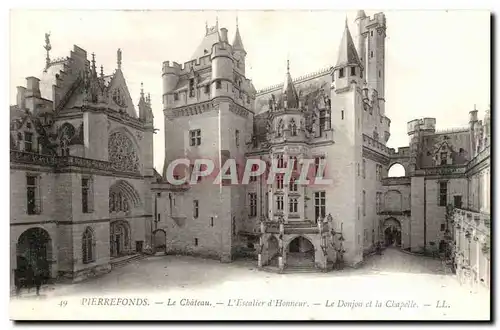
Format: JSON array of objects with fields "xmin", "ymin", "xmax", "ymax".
[
  {"xmin": 162, "ymin": 61, "xmax": 181, "ymax": 110},
  {"xmin": 354, "ymin": 10, "xmax": 367, "ymax": 69},
  {"xmin": 329, "ymin": 18, "xmax": 364, "ymax": 266},
  {"xmin": 211, "ymin": 28, "xmax": 234, "ymax": 99},
  {"xmin": 281, "ymin": 60, "xmax": 299, "ymax": 109},
  {"xmin": 333, "ymin": 19, "xmax": 363, "ymax": 91},
  {"xmin": 232, "ymin": 17, "xmax": 247, "ymax": 75},
  {"xmin": 469, "ymin": 106, "xmax": 479, "ymax": 156},
  {"xmin": 355, "ymin": 11, "xmax": 387, "ymax": 117}
]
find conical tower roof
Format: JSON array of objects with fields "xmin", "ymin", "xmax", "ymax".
[
  {"xmin": 281, "ymin": 60, "xmax": 299, "ymax": 109},
  {"xmin": 335, "ymin": 19, "xmax": 362, "ymax": 69},
  {"xmin": 232, "ymin": 18, "xmax": 246, "ymax": 54}
]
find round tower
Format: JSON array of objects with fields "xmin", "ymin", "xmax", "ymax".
[
  {"xmin": 210, "ymin": 28, "xmax": 234, "ymax": 99},
  {"xmin": 162, "ymin": 61, "xmax": 181, "ymax": 110}
]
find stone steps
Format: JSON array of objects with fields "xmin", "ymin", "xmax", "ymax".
[{"xmin": 110, "ymin": 254, "xmax": 145, "ymax": 269}]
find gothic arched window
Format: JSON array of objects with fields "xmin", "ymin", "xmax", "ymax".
[
  {"xmin": 82, "ymin": 227, "xmax": 96, "ymax": 264},
  {"xmin": 108, "ymin": 132, "xmax": 140, "ymax": 173}
]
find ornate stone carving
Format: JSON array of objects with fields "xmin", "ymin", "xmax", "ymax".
[
  {"xmin": 112, "ymin": 88, "xmax": 126, "ymax": 107},
  {"xmin": 108, "ymin": 132, "xmax": 140, "ymax": 173}
]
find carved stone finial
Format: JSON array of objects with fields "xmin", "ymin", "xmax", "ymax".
[
  {"xmin": 117, "ymin": 48, "xmax": 122, "ymax": 69},
  {"xmin": 91, "ymin": 53, "xmax": 96, "ymax": 72},
  {"xmin": 44, "ymin": 32, "xmax": 52, "ymax": 71}
]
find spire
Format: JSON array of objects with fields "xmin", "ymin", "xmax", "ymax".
[
  {"xmin": 117, "ymin": 48, "xmax": 122, "ymax": 70},
  {"xmin": 282, "ymin": 59, "xmax": 299, "ymax": 109},
  {"xmin": 91, "ymin": 53, "xmax": 96, "ymax": 73},
  {"xmin": 100, "ymin": 65, "xmax": 104, "ymax": 79},
  {"xmin": 334, "ymin": 20, "xmax": 362, "ymax": 69},
  {"xmin": 140, "ymin": 82, "xmax": 145, "ymax": 99},
  {"xmin": 232, "ymin": 16, "xmax": 246, "ymax": 54}
]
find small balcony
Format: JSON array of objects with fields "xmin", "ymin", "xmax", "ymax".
[{"xmin": 453, "ymin": 208, "xmax": 490, "ymax": 230}]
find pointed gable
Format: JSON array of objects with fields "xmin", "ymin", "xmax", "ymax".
[
  {"xmin": 107, "ymin": 69, "xmax": 138, "ymax": 118},
  {"xmin": 191, "ymin": 23, "xmax": 220, "ymax": 60},
  {"xmin": 335, "ymin": 21, "xmax": 362, "ymax": 69}
]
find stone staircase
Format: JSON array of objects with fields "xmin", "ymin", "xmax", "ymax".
[{"xmin": 110, "ymin": 254, "xmax": 146, "ymax": 269}]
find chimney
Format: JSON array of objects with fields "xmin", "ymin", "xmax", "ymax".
[
  {"xmin": 25, "ymin": 77, "xmax": 41, "ymax": 98},
  {"xmin": 16, "ymin": 86, "xmax": 26, "ymax": 109},
  {"xmin": 220, "ymin": 28, "xmax": 228, "ymax": 43}
]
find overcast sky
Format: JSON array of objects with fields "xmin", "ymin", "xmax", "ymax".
[{"xmin": 9, "ymin": 10, "xmax": 490, "ymax": 171}]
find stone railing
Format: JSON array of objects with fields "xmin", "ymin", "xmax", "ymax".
[
  {"xmin": 58, "ymin": 155, "xmax": 112, "ymax": 171},
  {"xmin": 10, "ymin": 150, "xmax": 112, "ymax": 172},
  {"xmin": 10, "ymin": 150, "xmax": 58, "ymax": 167},
  {"xmin": 416, "ymin": 165, "xmax": 466, "ymax": 177},
  {"xmin": 466, "ymin": 146, "xmax": 490, "ymax": 173},
  {"xmin": 454, "ymin": 208, "xmax": 490, "ymax": 231},
  {"xmin": 362, "ymin": 134, "xmax": 391, "ymax": 155},
  {"xmin": 381, "ymin": 176, "xmax": 411, "ymax": 186}
]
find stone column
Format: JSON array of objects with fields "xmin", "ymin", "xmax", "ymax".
[{"xmin": 278, "ymin": 219, "xmax": 284, "ymax": 272}]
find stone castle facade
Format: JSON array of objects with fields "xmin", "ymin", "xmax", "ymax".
[
  {"xmin": 10, "ymin": 39, "xmax": 156, "ymax": 285},
  {"xmin": 10, "ymin": 11, "xmax": 490, "ymax": 285}
]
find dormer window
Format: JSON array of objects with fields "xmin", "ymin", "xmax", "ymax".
[
  {"xmin": 24, "ymin": 132, "xmax": 33, "ymax": 152},
  {"xmin": 350, "ymin": 67, "xmax": 356, "ymax": 76},
  {"xmin": 216, "ymin": 81, "xmax": 222, "ymax": 89},
  {"xmin": 204, "ymin": 49, "xmax": 208, "ymax": 54},
  {"xmin": 339, "ymin": 68, "xmax": 345, "ymax": 78},
  {"xmin": 174, "ymin": 93, "xmax": 179, "ymax": 101},
  {"xmin": 204, "ymin": 85, "xmax": 210, "ymax": 94},
  {"xmin": 440, "ymin": 152, "xmax": 447, "ymax": 165}
]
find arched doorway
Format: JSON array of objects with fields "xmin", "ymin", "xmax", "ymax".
[
  {"xmin": 383, "ymin": 218, "xmax": 401, "ymax": 247},
  {"xmin": 287, "ymin": 236, "xmax": 315, "ymax": 267},
  {"xmin": 267, "ymin": 235, "xmax": 279, "ymax": 266},
  {"xmin": 153, "ymin": 229, "xmax": 167, "ymax": 253},
  {"xmin": 110, "ymin": 221, "xmax": 131, "ymax": 257},
  {"xmin": 16, "ymin": 228, "xmax": 52, "ymax": 282}
]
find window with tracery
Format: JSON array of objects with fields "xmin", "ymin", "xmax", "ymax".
[
  {"xmin": 108, "ymin": 132, "xmax": 140, "ymax": 173},
  {"xmin": 109, "ymin": 191, "xmax": 130, "ymax": 213},
  {"xmin": 82, "ymin": 227, "xmax": 96, "ymax": 264}
]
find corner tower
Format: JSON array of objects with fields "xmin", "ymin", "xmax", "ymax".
[
  {"xmin": 330, "ymin": 19, "xmax": 364, "ymax": 265},
  {"xmin": 355, "ymin": 11, "xmax": 387, "ymax": 116}
]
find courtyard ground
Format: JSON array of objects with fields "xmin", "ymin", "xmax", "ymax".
[{"xmin": 9, "ymin": 248, "xmax": 490, "ymax": 321}]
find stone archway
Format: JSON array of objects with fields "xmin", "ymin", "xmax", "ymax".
[
  {"xmin": 16, "ymin": 227, "xmax": 52, "ymax": 282},
  {"xmin": 267, "ymin": 235, "xmax": 279, "ymax": 266},
  {"xmin": 286, "ymin": 236, "xmax": 315, "ymax": 267},
  {"xmin": 110, "ymin": 220, "xmax": 131, "ymax": 257},
  {"xmin": 153, "ymin": 229, "xmax": 167, "ymax": 254},
  {"xmin": 383, "ymin": 217, "xmax": 402, "ymax": 247}
]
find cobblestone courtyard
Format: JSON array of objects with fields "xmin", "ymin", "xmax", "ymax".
[{"xmin": 10, "ymin": 248, "xmax": 490, "ymax": 320}]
